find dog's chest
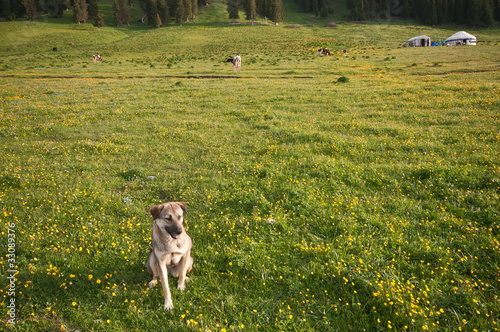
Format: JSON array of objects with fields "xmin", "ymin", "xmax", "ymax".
[
  {"xmin": 164, "ymin": 251, "xmax": 184, "ymax": 266},
  {"xmin": 155, "ymin": 239, "xmax": 187, "ymax": 266}
]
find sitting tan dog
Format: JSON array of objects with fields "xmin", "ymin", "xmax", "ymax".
[{"xmin": 147, "ymin": 202, "xmax": 193, "ymax": 310}]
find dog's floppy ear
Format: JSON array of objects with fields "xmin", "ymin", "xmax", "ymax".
[
  {"xmin": 176, "ymin": 202, "xmax": 188, "ymax": 215},
  {"xmin": 150, "ymin": 205, "xmax": 164, "ymax": 219}
]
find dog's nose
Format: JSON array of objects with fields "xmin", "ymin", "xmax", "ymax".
[
  {"xmin": 165, "ymin": 226, "xmax": 182, "ymax": 239},
  {"xmin": 170, "ymin": 231, "xmax": 182, "ymax": 239}
]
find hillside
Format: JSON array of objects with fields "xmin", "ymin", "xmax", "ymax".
[{"xmin": 0, "ymin": 0, "xmax": 499, "ymax": 80}]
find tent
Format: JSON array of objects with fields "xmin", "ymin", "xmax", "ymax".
[
  {"xmin": 407, "ymin": 35, "xmax": 431, "ymax": 47},
  {"xmin": 445, "ymin": 31, "xmax": 477, "ymax": 46},
  {"xmin": 431, "ymin": 41, "xmax": 440, "ymax": 46}
]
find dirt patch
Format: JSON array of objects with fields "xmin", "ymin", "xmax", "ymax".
[
  {"xmin": 415, "ymin": 69, "xmax": 495, "ymax": 76},
  {"xmin": 0, "ymin": 74, "xmax": 314, "ymax": 80}
]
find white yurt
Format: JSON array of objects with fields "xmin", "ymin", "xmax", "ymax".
[
  {"xmin": 445, "ymin": 31, "xmax": 477, "ymax": 46},
  {"xmin": 407, "ymin": 35, "xmax": 431, "ymax": 47}
]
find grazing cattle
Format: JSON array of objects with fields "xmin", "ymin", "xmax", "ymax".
[
  {"xmin": 227, "ymin": 56, "xmax": 241, "ymax": 72},
  {"xmin": 232, "ymin": 55, "xmax": 241, "ymax": 72},
  {"xmin": 68, "ymin": 43, "xmax": 74, "ymax": 46},
  {"xmin": 93, "ymin": 54, "xmax": 102, "ymax": 62},
  {"xmin": 318, "ymin": 48, "xmax": 331, "ymax": 56},
  {"xmin": 343, "ymin": 49, "xmax": 348, "ymax": 55},
  {"xmin": 53, "ymin": 47, "xmax": 57, "ymax": 51}
]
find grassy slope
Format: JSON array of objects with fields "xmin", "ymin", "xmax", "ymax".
[{"xmin": 0, "ymin": 1, "xmax": 499, "ymax": 332}]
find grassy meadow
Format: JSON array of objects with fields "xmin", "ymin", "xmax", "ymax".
[{"xmin": 1, "ymin": 1, "xmax": 500, "ymax": 331}]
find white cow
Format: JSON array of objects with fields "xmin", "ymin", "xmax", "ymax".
[
  {"xmin": 93, "ymin": 54, "xmax": 102, "ymax": 62},
  {"xmin": 232, "ymin": 55, "xmax": 241, "ymax": 72}
]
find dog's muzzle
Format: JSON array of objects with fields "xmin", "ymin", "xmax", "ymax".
[{"xmin": 165, "ymin": 226, "xmax": 182, "ymax": 239}]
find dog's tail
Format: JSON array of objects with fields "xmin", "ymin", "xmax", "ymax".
[{"xmin": 147, "ymin": 249, "xmax": 154, "ymax": 275}]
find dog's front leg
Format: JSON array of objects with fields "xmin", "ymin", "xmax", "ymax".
[
  {"xmin": 159, "ymin": 262, "xmax": 173, "ymax": 310},
  {"xmin": 177, "ymin": 250, "xmax": 192, "ymax": 291}
]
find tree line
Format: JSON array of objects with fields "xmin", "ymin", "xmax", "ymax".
[
  {"xmin": 293, "ymin": 0, "xmax": 330, "ymax": 17},
  {"xmin": 2, "ymin": 0, "xmax": 497, "ymax": 26},
  {"xmin": 226, "ymin": 0, "xmax": 284, "ymax": 22},
  {"xmin": 138, "ymin": 0, "xmax": 201, "ymax": 26},
  {"xmin": 0, "ymin": 0, "xmax": 207, "ymax": 27},
  {"xmin": 292, "ymin": 0, "xmax": 499, "ymax": 26},
  {"xmin": 0, "ymin": 0, "xmax": 283, "ymax": 26},
  {"xmin": 346, "ymin": 0, "xmax": 499, "ymax": 26}
]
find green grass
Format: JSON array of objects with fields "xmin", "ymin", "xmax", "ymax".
[{"xmin": 1, "ymin": 1, "xmax": 500, "ymax": 331}]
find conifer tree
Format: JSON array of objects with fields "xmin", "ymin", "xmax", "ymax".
[
  {"xmin": 190, "ymin": 0, "xmax": 198, "ymax": 19},
  {"xmin": 113, "ymin": 0, "xmax": 122, "ymax": 25},
  {"xmin": 320, "ymin": 0, "xmax": 328, "ymax": 17},
  {"xmin": 480, "ymin": 0, "xmax": 494, "ymax": 26},
  {"xmin": 495, "ymin": 0, "xmax": 500, "ymax": 20},
  {"xmin": 1, "ymin": 0, "xmax": 12, "ymax": 20},
  {"xmin": 146, "ymin": 0, "xmax": 159, "ymax": 26},
  {"xmin": 436, "ymin": 0, "xmax": 447, "ymax": 24},
  {"xmin": 429, "ymin": 0, "xmax": 438, "ymax": 24},
  {"xmin": 183, "ymin": 0, "xmax": 192, "ymax": 21},
  {"xmin": 94, "ymin": 12, "xmax": 106, "ymax": 30},
  {"xmin": 166, "ymin": 0, "xmax": 176, "ymax": 17},
  {"xmin": 227, "ymin": 0, "xmax": 240, "ymax": 19},
  {"xmin": 401, "ymin": 0, "xmax": 410, "ymax": 18},
  {"xmin": 255, "ymin": 0, "xmax": 264, "ymax": 16},
  {"xmin": 22, "ymin": 0, "xmax": 37, "ymax": 20},
  {"xmin": 454, "ymin": 0, "xmax": 466, "ymax": 22},
  {"xmin": 270, "ymin": 0, "xmax": 283, "ymax": 22},
  {"xmin": 88, "ymin": 0, "xmax": 98, "ymax": 19},
  {"xmin": 176, "ymin": 0, "xmax": 186, "ymax": 24},
  {"xmin": 42, "ymin": 0, "xmax": 61, "ymax": 17},
  {"xmin": 73, "ymin": 0, "xmax": 88, "ymax": 23},
  {"xmin": 349, "ymin": 0, "xmax": 363, "ymax": 20},
  {"xmin": 465, "ymin": 0, "xmax": 481, "ymax": 26},
  {"xmin": 244, "ymin": 0, "xmax": 257, "ymax": 20},
  {"xmin": 114, "ymin": 0, "xmax": 132, "ymax": 25},
  {"xmin": 154, "ymin": 12, "xmax": 162, "ymax": 26},
  {"xmin": 378, "ymin": 0, "xmax": 388, "ymax": 11},
  {"xmin": 311, "ymin": 0, "xmax": 318, "ymax": 15},
  {"xmin": 158, "ymin": 0, "xmax": 169, "ymax": 25},
  {"xmin": 120, "ymin": 0, "xmax": 133, "ymax": 24}
]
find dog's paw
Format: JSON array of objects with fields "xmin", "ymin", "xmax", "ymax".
[
  {"xmin": 164, "ymin": 301, "xmax": 174, "ymax": 311},
  {"xmin": 177, "ymin": 283, "xmax": 186, "ymax": 291},
  {"xmin": 185, "ymin": 277, "xmax": 191, "ymax": 283},
  {"xmin": 148, "ymin": 280, "xmax": 157, "ymax": 288}
]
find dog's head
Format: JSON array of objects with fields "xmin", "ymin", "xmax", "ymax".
[{"xmin": 150, "ymin": 202, "xmax": 188, "ymax": 239}]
